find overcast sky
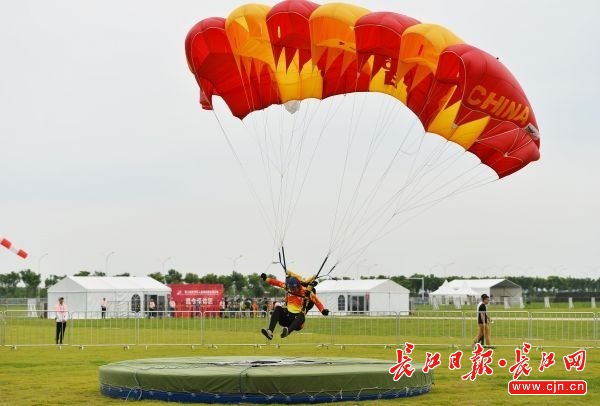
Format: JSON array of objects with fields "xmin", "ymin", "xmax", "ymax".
[{"xmin": 1, "ymin": 0, "xmax": 599, "ymax": 282}]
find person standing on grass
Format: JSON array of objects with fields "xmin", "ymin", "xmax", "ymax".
[
  {"xmin": 169, "ymin": 297, "xmax": 176, "ymax": 318},
  {"xmin": 195, "ymin": 298, "xmax": 201, "ymax": 318},
  {"xmin": 55, "ymin": 297, "xmax": 69, "ymax": 344},
  {"xmin": 101, "ymin": 297, "xmax": 108, "ymax": 319},
  {"xmin": 148, "ymin": 298, "xmax": 156, "ymax": 318},
  {"xmin": 472, "ymin": 294, "xmax": 493, "ymax": 348},
  {"xmin": 475, "ymin": 297, "xmax": 484, "ymax": 346}
]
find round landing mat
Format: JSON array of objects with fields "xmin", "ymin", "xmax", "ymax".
[{"xmin": 99, "ymin": 356, "xmax": 433, "ymax": 403}]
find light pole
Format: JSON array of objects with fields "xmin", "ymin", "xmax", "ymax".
[
  {"xmin": 37, "ymin": 253, "xmax": 48, "ymax": 298},
  {"xmin": 232, "ymin": 254, "xmax": 243, "ymax": 272},
  {"xmin": 104, "ymin": 251, "xmax": 115, "ymax": 275},
  {"xmin": 38, "ymin": 253, "xmax": 48, "ymax": 275},
  {"xmin": 162, "ymin": 257, "xmax": 172, "ymax": 274},
  {"xmin": 409, "ymin": 277, "xmax": 425, "ymax": 301}
]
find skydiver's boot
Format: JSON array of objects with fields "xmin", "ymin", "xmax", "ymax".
[
  {"xmin": 280, "ymin": 327, "xmax": 289, "ymax": 338},
  {"xmin": 261, "ymin": 328, "xmax": 273, "ymax": 340}
]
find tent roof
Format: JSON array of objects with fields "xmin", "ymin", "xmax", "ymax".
[
  {"xmin": 445, "ymin": 279, "xmax": 521, "ymax": 290},
  {"xmin": 316, "ymin": 279, "xmax": 409, "ymax": 293},
  {"xmin": 48, "ymin": 276, "xmax": 170, "ymax": 293},
  {"xmin": 430, "ymin": 279, "xmax": 520, "ymax": 296}
]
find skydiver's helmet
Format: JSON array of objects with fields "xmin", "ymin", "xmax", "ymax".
[{"xmin": 286, "ymin": 276, "xmax": 301, "ymax": 293}]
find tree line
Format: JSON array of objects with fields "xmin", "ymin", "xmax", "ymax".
[{"xmin": 1, "ymin": 269, "xmax": 599, "ymax": 299}]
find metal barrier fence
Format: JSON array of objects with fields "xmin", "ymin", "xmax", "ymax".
[{"xmin": 1, "ymin": 310, "xmax": 598, "ymax": 348}]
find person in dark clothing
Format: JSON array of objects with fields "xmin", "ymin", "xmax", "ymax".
[{"xmin": 472, "ymin": 294, "xmax": 492, "ymax": 348}]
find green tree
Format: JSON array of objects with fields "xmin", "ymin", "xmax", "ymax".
[
  {"xmin": 391, "ymin": 275, "xmax": 411, "ymax": 291},
  {"xmin": 165, "ymin": 269, "xmax": 183, "ymax": 284},
  {"xmin": 148, "ymin": 272, "xmax": 166, "ymax": 284},
  {"xmin": 44, "ymin": 275, "xmax": 64, "ymax": 289},
  {"xmin": 246, "ymin": 273, "xmax": 266, "ymax": 297},
  {"xmin": 217, "ymin": 272, "xmax": 247, "ymax": 296},
  {"xmin": 0, "ymin": 271, "xmax": 21, "ymax": 296},
  {"xmin": 19, "ymin": 269, "xmax": 41, "ymax": 297},
  {"xmin": 199, "ymin": 273, "xmax": 219, "ymax": 284},
  {"xmin": 74, "ymin": 270, "xmax": 91, "ymax": 277},
  {"xmin": 93, "ymin": 271, "xmax": 106, "ymax": 277},
  {"xmin": 184, "ymin": 272, "xmax": 200, "ymax": 284},
  {"xmin": 230, "ymin": 271, "xmax": 247, "ymax": 296},
  {"xmin": 114, "ymin": 272, "xmax": 130, "ymax": 277},
  {"xmin": 0, "ymin": 273, "xmax": 8, "ymax": 295}
]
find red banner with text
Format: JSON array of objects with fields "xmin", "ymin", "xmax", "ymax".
[{"xmin": 168, "ymin": 283, "xmax": 224, "ymax": 318}]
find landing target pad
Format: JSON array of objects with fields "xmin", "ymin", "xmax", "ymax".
[{"xmin": 99, "ymin": 356, "xmax": 433, "ymax": 403}]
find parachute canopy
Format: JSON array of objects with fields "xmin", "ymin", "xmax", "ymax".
[{"xmin": 185, "ymin": 0, "xmax": 540, "ymax": 178}]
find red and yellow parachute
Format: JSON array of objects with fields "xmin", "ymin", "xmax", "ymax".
[{"xmin": 185, "ymin": 0, "xmax": 540, "ymax": 179}]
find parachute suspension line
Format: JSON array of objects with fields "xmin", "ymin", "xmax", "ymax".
[
  {"xmin": 244, "ymin": 102, "xmax": 298, "ymax": 247},
  {"xmin": 328, "ymin": 104, "xmax": 424, "ymax": 257},
  {"xmin": 332, "ymin": 143, "xmax": 434, "ymax": 262},
  {"xmin": 278, "ymin": 104, "xmax": 306, "ymax": 246},
  {"xmin": 274, "ymin": 102, "xmax": 292, "ymax": 246},
  {"xmin": 229, "ymin": 62, "xmax": 286, "ymax": 247},
  {"xmin": 278, "ymin": 97, "xmax": 346, "ymax": 245},
  {"xmin": 332, "ymin": 113, "xmax": 488, "ymax": 265},
  {"xmin": 383, "ymin": 72, "xmax": 492, "ymax": 216},
  {"xmin": 340, "ymin": 171, "xmax": 496, "ymax": 265},
  {"xmin": 328, "ymin": 92, "xmax": 388, "ymax": 250},
  {"xmin": 385, "ymin": 141, "xmax": 457, "ymax": 220},
  {"xmin": 338, "ymin": 162, "xmax": 496, "ymax": 264},
  {"xmin": 274, "ymin": 105, "xmax": 294, "ymax": 247},
  {"xmin": 330, "ymin": 87, "xmax": 453, "ymax": 259},
  {"xmin": 328, "ymin": 97, "xmax": 415, "ymax": 255},
  {"xmin": 242, "ymin": 118, "xmax": 282, "ymax": 246},
  {"xmin": 327, "ymin": 91, "xmax": 369, "ymax": 252},
  {"xmin": 392, "ymin": 146, "xmax": 473, "ymax": 214},
  {"xmin": 273, "ymin": 73, "xmax": 331, "ymax": 248},
  {"xmin": 395, "ymin": 163, "xmax": 496, "ymax": 215},
  {"xmin": 276, "ymin": 97, "xmax": 331, "ymax": 244},
  {"xmin": 333, "ymin": 138, "xmax": 455, "ymax": 263},
  {"xmin": 210, "ymin": 109, "xmax": 276, "ymax": 240}
]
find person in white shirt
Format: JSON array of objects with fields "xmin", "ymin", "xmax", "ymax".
[
  {"xmin": 101, "ymin": 297, "xmax": 108, "ymax": 319},
  {"xmin": 55, "ymin": 297, "xmax": 69, "ymax": 344},
  {"xmin": 168, "ymin": 298, "xmax": 176, "ymax": 318}
]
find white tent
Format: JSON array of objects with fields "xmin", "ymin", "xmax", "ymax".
[
  {"xmin": 47, "ymin": 276, "xmax": 171, "ymax": 319},
  {"xmin": 309, "ymin": 279, "xmax": 410, "ymax": 315},
  {"xmin": 429, "ymin": 279, "xmax": 522, "ymax": 306},
  {"xmin": 429, "ymin": 280, "xmax": 481, "ymax": 306}
]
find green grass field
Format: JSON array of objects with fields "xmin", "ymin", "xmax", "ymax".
[
  {"xmin": 0, "ymin": 312, "xmax": 598, "ymax": 405},
  {"xmin": 0, "ymin": 339, "xmax": 597, "ymax": 405}
]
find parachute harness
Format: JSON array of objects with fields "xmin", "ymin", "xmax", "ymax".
[{"xmin": 276, "ymin": 246, "xmax": 324, "ymax": 314}]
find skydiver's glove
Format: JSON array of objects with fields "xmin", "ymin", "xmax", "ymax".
[
  {"xmin": 310, "ymin": 280, "xmax": 318, "ymax": 287},
  {"xmin": 260, "ymin": 273, "xmax": 267, "ymax": 281},
  {"xmin": 321, "ymin": 309, "xmax": 330, "ymax": 316}
]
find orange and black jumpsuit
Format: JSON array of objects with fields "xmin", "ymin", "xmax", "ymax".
[{"xmin": 265, "ymin": 277, "xmax": 326, "ymax": 334}]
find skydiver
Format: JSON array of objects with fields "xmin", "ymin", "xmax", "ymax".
[{"xmin": 260, "ymin": 273, "xmax": 329, "ymax": 339}]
